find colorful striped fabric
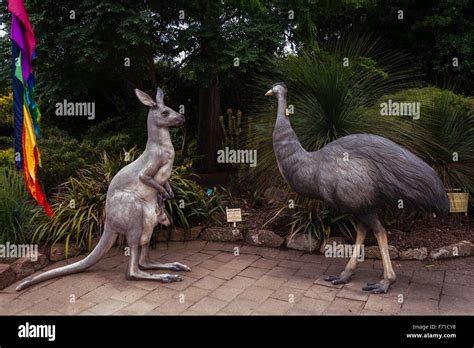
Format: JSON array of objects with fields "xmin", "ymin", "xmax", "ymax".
[{"xmin": 9, "ymin": 0, "xmax": 53, "ymax": 218}]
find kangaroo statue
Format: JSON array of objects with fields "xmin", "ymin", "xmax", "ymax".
[{"xmin": 17, "ymin": 87, "xmax": 190, "ymax": 291}]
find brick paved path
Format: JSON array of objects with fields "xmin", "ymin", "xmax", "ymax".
[{"xmin": 1, "ymin": 241, "xmax": 473, "ymax": 315}]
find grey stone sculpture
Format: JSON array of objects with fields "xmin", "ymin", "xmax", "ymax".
[
  {"xmin": 17, "ymin": 88, "xmax": 189, "ymax": 291},
  {"xmin": 265, "ymin": 82, "xmax": 448, "ymax": 293}
]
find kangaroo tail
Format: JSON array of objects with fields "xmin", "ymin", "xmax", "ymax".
[{"xmin": 16, "ymin": 228, "xmax": 118, "ymax": 291}]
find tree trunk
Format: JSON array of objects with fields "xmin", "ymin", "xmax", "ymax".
[
  {"xmin": 195, "ymin": 0, "xmax": 221, "ymax": 173},
  {"xmin": 196, "ymin": 71, "xmax": 221, "ymax": 172}
]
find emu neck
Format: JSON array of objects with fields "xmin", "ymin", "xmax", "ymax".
[{"xmin": 272, "ymin": 93, "xmax": 306, "ymax": 167}]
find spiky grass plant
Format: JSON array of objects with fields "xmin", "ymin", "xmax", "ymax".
[{"xmin": 0, "ymin": 168, "xmax": 36, "ymax": 244}]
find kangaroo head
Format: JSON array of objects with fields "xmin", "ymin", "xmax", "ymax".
[{"xmin": 135, "ymin": 87, "xmax": 185, "ymax": 128}]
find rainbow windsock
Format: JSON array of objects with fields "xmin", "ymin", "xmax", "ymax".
[{"xmin": 9, "ymin": 0, "xmax": 53, "ymax": 218}]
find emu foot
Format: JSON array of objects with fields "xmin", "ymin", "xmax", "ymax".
[
  {"xmin": 126, "ymin": 269, "xmax": 183, "ymax": 283},
  {"xmin": 324, "ymin": 272, "xmax": 352, "ymax": 285},
  {"xmin": 139, "ymin": 261, "xmax": 191, "ymax": 272},
  {"xmin": 362, "ymin": 279, "xmax": 394, "ymax": 294}
]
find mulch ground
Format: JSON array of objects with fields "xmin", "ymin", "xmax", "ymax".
[{"xmin": 217, "ymin": 190, "xmax": 473, "ymax": 252}]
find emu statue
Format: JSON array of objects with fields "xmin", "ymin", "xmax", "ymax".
[
  {"xmin": 17, "ymin": 88, "xmax": 189, "ymax": 291},
  {"xmin": 265, "ymin": 82, "xmax": 448, "ymax": 294}
]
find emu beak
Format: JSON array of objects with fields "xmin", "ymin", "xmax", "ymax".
[{"xmin": 265, "ymin": 89, "xmax": 273, "ymax": 97}]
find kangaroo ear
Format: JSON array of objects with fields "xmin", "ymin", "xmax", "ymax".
[
  {"xmin": 135, "ymin": 89, "xmax": 157, "ymax": 108},
  {"xmin": 156, "ymin": 87, "xmax": 164, "ymax": 105}
]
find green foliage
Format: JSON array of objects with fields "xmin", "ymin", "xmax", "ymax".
[
  {"xmin": 0, "ymin": 92, "xmax": 13, "ymax": 130},
  {"xmin": 289, "ymin": 202, "xmax": 353, "ymax": 242},
  {"xmin": 219, "ymin": 108, "xmax": 242, "ymax": 148},
  {"xmin": 247, "ymin": 187, "xmax": 265, "ymax": 208},
  {"xmin": 376, "ymin": 87, "xmax": 474, "ymax": 197},
  {"xmin": 36, "ymin": 126, "xmax": 132, "ymax": 193},
  {"xmin": 0, "ymin": 168, "xmax": 36, "ymax": 244},
  {"xmin": 32, "ymin": 149, "xmax": 224, "ymax": 252},
  {"xmin": 0, "ymin": 148, "xmax": 14, "ymax": 168},
  {"xmin": 165, "ymin": 165, "xmax": 226, "ymax": 230}
]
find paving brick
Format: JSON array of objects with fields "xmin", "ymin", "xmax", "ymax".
[
  {"xmin": 88, "ymin": 299, "xmax": 129, "ymax": 315},
  {"xmin": 199, "ymin": 259, "xmax": 226, "ymax": 271},
  {"xmin": 203, "ymin": 242, "xmax": 226, "ymax": 251},
  {"xmin": 298, "ymin": 254, "xmax": 324, "ymax": 264},
  {"xmin": 18, "ymin": 299, "xmax": 60, "ymax": 315},
  {"xmin": 199, "ymin": 250, "xmax": 220, "ymax": 256},
  {"xmin": 295, "ymin": 264, "xmax": 328, "ymax": 278},
  {"xmin": 256, "ymin": 248, "xmax": 281, "ymax": 259},
  {"xmin": 256, "ymin": 298, "xmax": 291, "ymax": 315},
  {"xmin": 281, "ymin": 250, "xmax": 304, "ymax": 260},
  {"xmin": 237, "ymin": 286, "xmax": 274, "ymax": 303},
  {"xmin": 445, "ymin": 271, "xmax": 474, "ymax": 288},
  {"xmin": 188, "ymin": 297, "xmax": 227, "ymax": 314},
  {"xmin": 117, "ymin": 298, "xmax": 160, "ymax": 315},
  {"xmin": 270, "ymin": 286, "xmax": 305, "ymax": 303},
  {"xmin": 291, "ymin": 297, "xmax": 331, "ymax": 314},
  {"xmin": 209, "ymin": 285, "xmax": 244, "ymax": 302},
  {"xmin": 225, "ymin": 254, "xmax": 260, "ymax": 271},
  {"xmin": 283, "ymin": 277, "xmax": 314, "ymax": 291},
  {"xmin": 211, "ymin": 266, "xmax": 241, "ymax": 280},
  {"xmin": 218, "ymin": 299, "xmax": 259, "ymax": 315},
  {"xmin": 442, "ymin": 283, "xmax": 474, "ymax": 300},
  {"xmin": 323, "ymin": 297, "xmax": 365, "ymax": 315},
  {"xmin": 278, "ymin": 260, "xmax": 305, "ymax": 269},
  {"xmin": 0, "ymin": 297, "xmax": 35, "ymax": 315},
  {"xmin": 151, "ymin": 298, "xmax": 194, "ymax": 314},
  {"xmin": 185, "ymin": 252, "xmax": 214, "ymax": 262},
  {"xmin": 185, "ymin": 266, "xmax": 212, "ymax": 280},
  {"xmin": 224, "ymin": 276, "xmax": 256, "ymax": 289},
  {"xmin": 412, "ymin": 269, "xmax": 445, "ymax": 286},
  {"xmin": 193, "ymin": 276, "xmax": 225, "ymax": 291},
  {"xmin": 254, "ymin": 275, "xmax": 287, "ymax": 290},
  {"xmin": 212, "ymin": 252, "xmax": 236, "ymax": 263},
  {"xmin": 401, "ymin": 299, "xmax": 439, "ymax": 315},
  {"xmin": 238, "ymin": 266, "xmax": 268, "ymax": 279},
  {"xmin": 364, "ymin": 294, "xmax": 402, "ymax": 314},
  {"xmin": 80, "ymin": 284, "xmax": 122, "ymax": 303},
  {"xmin": 111, "ymin": 287, "xmax": 149, "ymax": 303},
  {"xmin": 251, "ymin": 258, "xmax": 280, "ymax": 269},
  {"xmin": 439, "ymin": 295, "xmax": 474, "ymax": 315},
  {"xmin": 266, "ymin": 266, "xmax": 297, "ymax": 278},
  {"xmin": 304, "ymin": 284, "xmax": 340, "ymax": 302},
  {"xmin": 239, "ymin": 245, "xmax": 260, "ymax": 254},
  {"xmin": 407, "ymin": 282, "xmax": 441, "ymax": 300},
  {"xmin": 142, "ymin": 287, "xmax": 179, "ymax": 305},
  {"xmin": 336, "ymin": 286, "xmax": 369, "ymax": 302},
  {"xmin": 184, "ymin": 241, "xmax": 207, "ymax": 250},
  {"xmin": 174, "ymin": 286, "xmax": 211, "ymax": 303}
]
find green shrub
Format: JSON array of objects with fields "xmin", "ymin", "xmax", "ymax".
[
  {"xmin": 288, "ymin": 202, "xmax": 353, "ymax": 243},
  {"xmin": 0, "ymin": 148, "xmax": 14, "ymax": 168},
  {"xmin": 0, "ymin": 168, "xmax": 36, "ymax": 244},
  {"xmin": 374, "ymin": 87, "xmax": 474, "ymax": 197}
]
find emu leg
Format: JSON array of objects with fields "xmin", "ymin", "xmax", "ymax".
[
  {"xmin": 139, "ymin": 243, "xmax": 191, "ymax": 271},
  {"xmin": 126, "ymin": 245, "xmax": 182, "ymax": 282},
  {"xmin": 325, "ymin": 222, "xmax": 367, "ymax": 285},
  {"xmin": 362, "ymin": 223, "xmax": 396, "ymax": 294}
]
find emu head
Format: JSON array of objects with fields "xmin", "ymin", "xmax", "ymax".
[
  {"xmin": 265, "ymin": 82, "xmax": 287, "ymax": 97},
  {"xmin": 135, "ymin": 87, "xmax": 185, "ymax": 128}
]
